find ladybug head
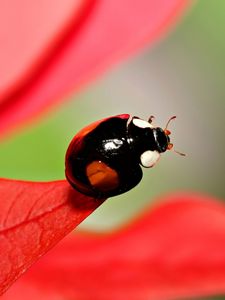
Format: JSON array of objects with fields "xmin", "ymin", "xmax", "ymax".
[
  {"xmin": 152, "ymin": 116, "xmax": 185, "ymax": 156},
  {"xmin": 153, "ymin": 127, "xmax": 171, "ymax": 153}
]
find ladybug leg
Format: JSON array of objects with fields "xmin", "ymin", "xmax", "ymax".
[{"xmin": 148, "ymin": 115, "xmax": 155, "ymax": 123}]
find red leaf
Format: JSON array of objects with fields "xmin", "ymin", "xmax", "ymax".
[
  {"xmin": 2, "ymin": 193, "xmax": 225, "ymax": 300},
  {"xmin": 0, "ymin": 179, "xmax": 105, "ymax": 295},
  {"xmin": 0, "ymin": 0, "xmax": 190, "ymax": 139}
]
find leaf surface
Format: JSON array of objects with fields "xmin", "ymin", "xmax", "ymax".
[
  {"xmin": 2, "ymin": 193, "xmax": 225, "ymax": 300},
  {"xmin": 0, "ymin": 179, "xmax": 104, "ymax": 295}
]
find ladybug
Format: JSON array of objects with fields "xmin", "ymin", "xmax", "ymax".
[{"xmin": 65, "ymin": 114, "xmax": 184, "ymax": 198}]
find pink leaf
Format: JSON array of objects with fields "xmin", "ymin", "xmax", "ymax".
[
  {"xmin": 0, "ymin": 0, "xmax": 190, "ymax": 139},
  {"xmin": 2, "ymin": 193, "xmax": 225, "ymax": 300},
  {"xmin": 0, "ymin": 179, "xmax": 105, "ymax": 295},
  {"xmin": 0, "ymin": 0, "xmax": 90, "ymax": 100}
]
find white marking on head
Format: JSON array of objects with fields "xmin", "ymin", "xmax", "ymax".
[
  {"xmin": 140, "ymin": 150, "xmax": 160, "ymax": 168},
  {"xmin": 133, "ymin": 118, "xmax": 154, "ymax": 129}
]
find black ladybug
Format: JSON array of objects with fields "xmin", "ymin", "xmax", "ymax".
[{"xmin": 65, "ymin": 114, "xmax": 184, "ymax": 198}]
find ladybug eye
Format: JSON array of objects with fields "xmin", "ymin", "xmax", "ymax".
[
  {"xmin": 140, "ymin": 150, "xmax": 160, "ymax": 168},
  {"xmin": 133, "ymin": 118, "xmax": 154, "ymax": 129}
]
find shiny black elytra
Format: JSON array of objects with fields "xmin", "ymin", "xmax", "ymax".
[{"xmin": 65, "ymin": 114, "xmax": 178, "ymax": 199}]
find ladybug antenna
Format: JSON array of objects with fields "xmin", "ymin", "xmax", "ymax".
[
  {"xmin": 167, "ymin": 143, "xmax": 186, "ymax": 156},
  {"xmin": 173, "ymin": 149, "xmax": 186, "ymax": 156},
  {"xmin": 165, "ymin": 115, "xmax": 176, "ymax": 131},
  {"xmin": 165, "ymin": 117, "xmax": 186, "ymax": 156}
]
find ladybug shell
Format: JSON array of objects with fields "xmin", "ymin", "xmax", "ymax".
[{"xmin": 65, "ymin": 114, "xmax": 143, "ymax": 198}]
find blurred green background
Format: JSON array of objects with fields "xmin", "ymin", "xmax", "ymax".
[{"xmin": 0, "ymin": 1, "xmax": 224, "ymax": 298}]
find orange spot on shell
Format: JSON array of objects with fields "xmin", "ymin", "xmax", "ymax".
[{"xmin": 86, "ymin": 161, "xmax": 119, "ymax": 192}]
